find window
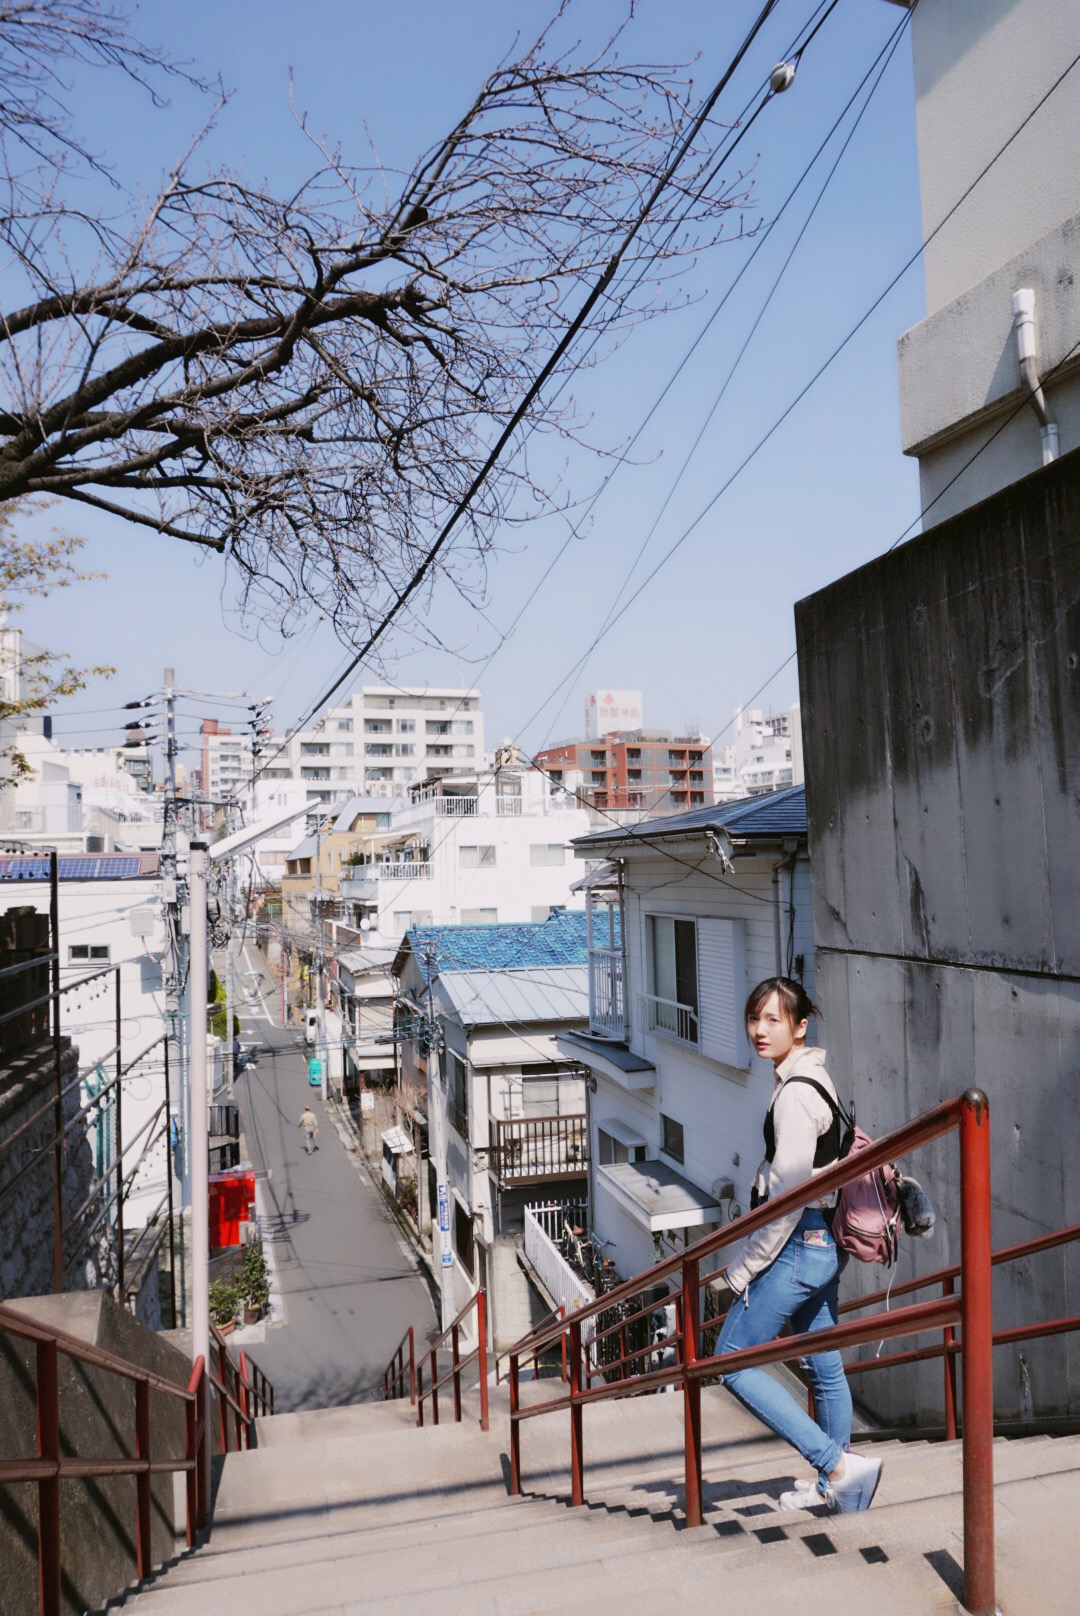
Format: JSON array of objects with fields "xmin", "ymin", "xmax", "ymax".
[
  {"xmin": 447, "ymin": 1051, "xmax": 469, "ymax": 1136},
  {"xmin": 590, "ymin": 771, "xmax": 606, "ymax": 785},
  {"xmin": 68, "ymin": 944, "xmax": 110, "ymax": 963},
  {"xmin": 300, "ymin": 743, "xmax": 329, "ymax": 756},
  {"xmin": 453, "ymin": 1198, "xmax": 475, "ymax": 1274},
  {"xmin": 364, "ymin": 719, "xmax": 391, "ymax": 734},
  {"xmin": 460, "ymin": 845, "xmax": 496, "ymax": 869},
  {"xmin": 460, "ymin": 907, "xmax": 497, "ymax": 925},
  {"xmin": 648, "ymin": 916, "xmax": 698, "ymax": 1040},
  {"xmin": 590, "ymin": 751, "xmax": 607, "ymax": 766},
  {"xmin": 331, "ymin": 718, "xmax": 353, "ymax": 733},
  {"xmin": 394, "ymin": 744, "xmax": 415, "ymax": 757},
  {"xmin": 661, "ymin": 1114, "xmax": 685, "ymax": 1164},
  {"xmin": 397, "ymin": 718, "xmax": 415, "ymax": 733},
  {"xmin": 529, "ymin": 843, "xmax": 565, "ymax": 867},
  {"xmin": 392, "ymin": 911, "xmax": 413, "ymax": 930}
]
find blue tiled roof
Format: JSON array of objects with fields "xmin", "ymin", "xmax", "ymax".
[
  {"xmin": 575, "ymin": 785, "xmax": 807, "ymax": 849},
  {"xmin": 404, "ymin": 909, "xmax": 612, "ymax": 983}
]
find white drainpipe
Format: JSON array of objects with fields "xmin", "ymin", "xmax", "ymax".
[{"xmin": 1012, "ymin": 288, "xmax": 1059, "ymax": 465}]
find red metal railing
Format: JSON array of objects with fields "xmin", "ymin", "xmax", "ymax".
[
  {"xmin": 508, "ymin": 1090, "xmax": 996, "ymax": 1616},
  {"xmin": 0, "ymin": 1303, "xmax": 274, "ymax": 1615},
  {"xmin": 210, "ymin": 1321, "xmax": 274, "ymax": 1451},
  {"xmin": 833, "ymin": 1220, "xmax": 1080, "ymax": 1439},
  {"xmin": 384, "ymin": 1290, "xmax": 489, "ymax": 1431},
  {"xmin": 495, "ymin": 1303, "xmax": 568, "ymax": 1386},
  {"xmin": 383, "ymin": 1323, "xmax": 416, "ymax": 1404}
]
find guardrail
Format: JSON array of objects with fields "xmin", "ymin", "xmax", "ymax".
[
  {"xmin": 0, "ymin": 1302, "xmax": 209, "ymax": 1616},
  {"xmin": 383, "ymin": 1323, "xmax": 416, "ymax": 1404},
  {"xmin": 507, "ymin": 1091, "xmax": 997, "ymax": 1616},
  {"xmin": 0, "ymin": 1302, "xmax": 274, "ymax": 1616},
  {"xmin": 834, "ymin": 1219, "xmax": 1080, "ymax": 1440},
  {"xmin": 383, "ymin": 1291, "xmax": 489, "ymax": 1430}
]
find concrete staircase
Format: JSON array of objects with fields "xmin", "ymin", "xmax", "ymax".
[{"xmin": 109, "ymin": 1382, "xmax": 1078, "ymax": 1616}]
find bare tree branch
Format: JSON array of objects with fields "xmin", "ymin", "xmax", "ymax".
[{"xmin": 0, "ymin": 1, "xmax": 757, "ymax": 643}]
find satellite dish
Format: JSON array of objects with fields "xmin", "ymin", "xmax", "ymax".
[{"xmin": 360, "ymin": 918, "xmax": 372, "ymax": 932}]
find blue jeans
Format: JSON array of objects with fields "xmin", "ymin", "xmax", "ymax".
[{"xmin": 716, "ymin": 1209, "xmax": 850, "ymax": 1482}]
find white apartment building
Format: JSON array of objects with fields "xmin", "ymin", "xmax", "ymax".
[
  {"xmin": 712, "ymin": 702, "xmax": 804, "ymax": 803},
  {"xmin": 336, "ymin": 768, "xmax": 591, "ymax": 943},
  {"xmin": 553, "ymin": 787, "xmax": 812, "ymax": 1285},
  {"xmin": 0, "ymin": 852, "xmax": 171, "ymax": 1230},
  {"xmin": 269, "ymin": 686, "xmax": 485, "ymax": 811}
]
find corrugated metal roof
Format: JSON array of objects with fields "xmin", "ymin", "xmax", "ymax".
[
  {"xmin": 435, "ymin": 966, "xmax": 587, "ymax": 1028},
  {"xmin": 574, "ymin": 785, "xmax": 807, "ymax": 849},
  {"xmin": 404, "ymin": 909, "xmax": 608, "ymax": 984}
]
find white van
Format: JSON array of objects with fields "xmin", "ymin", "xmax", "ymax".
[{"xmin": 303, "ymin": 1009, "xmax": 319, "ymax": 1045}]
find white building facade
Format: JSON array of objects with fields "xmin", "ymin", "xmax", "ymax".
[
  {"xmin": 712, "ymin": 703, "xmax": 804, "ymax": 803},
  {"xmin": 554, "ymin": 787, "xmax": 813, "ymax": 1286},
  {"xmin": 337, "ymin": 768, "xmax": 591, "ymax": 942}
]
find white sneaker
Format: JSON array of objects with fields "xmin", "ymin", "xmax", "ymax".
[
  {"xmin": 777, "ymin": 1479, "xmax": 822, "ymax": 1511},
  {"xmin": 820, "ymin": 1450, "xmax": 883, "ymax": 1514}
]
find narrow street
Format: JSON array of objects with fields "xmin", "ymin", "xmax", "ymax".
[{"xmin": 225, "ymin": 943, "xmax": 437, "ymax": 1412}]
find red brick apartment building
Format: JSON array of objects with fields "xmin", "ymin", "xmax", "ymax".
[{"xmin": 534, "ymin": 730, "xmax": 714, "ymax": 815}]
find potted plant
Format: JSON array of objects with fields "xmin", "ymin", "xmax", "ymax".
[
  {"xmin": 238, "ymin": 1246, "xmax": 270, "ymax": 1324},
  {"xmin": 209, "ymin": 1279, "xmax": 240, "ymax": 1334}
]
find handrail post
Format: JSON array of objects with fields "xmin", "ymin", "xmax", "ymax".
[
  {"xmin": 408, "ymin": 1325, "xmax": 416, "ymax": 1405},
  {"xmin": 239, "ymin": 1349, "xmax": 252, "ymax": 1448},
  {"xmin": 509, "ymin": 1352, "xmax": 522, "ymax": 1494},
  {"xmin": 217, "ymin": 1338, "xmax": 230, "ymax": 1451},
  {"xmin": 959, "ymin": 1090, "xmax": 995, "ymax": 1616},
  {"xmin": 681, "ymin": 1257, "xmax": 703, "ymax": 1529},
  {"xmin": 942, "ymin": 1275, "xmax": 959, "ymax": 1442},
  {"xmin": 568, "ymin": 1318, "xmax": 584, "ymax": 1507},
  {"xmin": 37, "ymin": 1337, "xmax": 61, "ymax": 1616},
  {"xmin": 417, "ymin": 1361, "xmax": 425, "ymax": 1428},
  {"xmin": 560, "ymin": 1303, "xmax": 568, "ymax": 1383},
  {"xmin": 477, "ymin": 1290, "xmax": 489, "ymax": 1433},
  {"xmin": 135, "ymin": 1378, "xmax": 152, "ymax": 1577},
  {"xmin": 431, "ymin": 1346, "xmax": 439, "ymax": 1427},
  {"xmin": 451, "ymin": 1322, "xmax": 462, "ymax": 1422},
  {"xmin": 197, "ymin": 1366, "xmax": 210, "ymax": 1530},
  {"xmin": 185, "ymin": 1369, "xmax": 198, "ymax": 1546}
]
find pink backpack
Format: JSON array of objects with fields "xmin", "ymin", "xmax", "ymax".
[{"xmin": 786, "ymin": 1079, "xmax": 903, "ymax": 1267}]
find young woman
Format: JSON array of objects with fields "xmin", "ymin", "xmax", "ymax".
[{"xmin": 716, "ymin": 977, "xmax": 883, "ymax": 1514}]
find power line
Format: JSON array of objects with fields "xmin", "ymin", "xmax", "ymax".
[{"xmin": 256, "ymin": 1, "xmax": 789, "ymax": 768}]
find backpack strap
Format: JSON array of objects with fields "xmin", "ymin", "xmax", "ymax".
[{"xmin": 781, "ymin": 1075, "xmax": 854, "ymax": 1131}]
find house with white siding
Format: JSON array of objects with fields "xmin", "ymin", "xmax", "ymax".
[{"xmin": 554, "ymin": 786, "xmax": 814, "ymax": 1286}]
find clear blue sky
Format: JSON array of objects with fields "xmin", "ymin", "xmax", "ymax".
[{"xmin": 21, "ymin": 0, "xmax": 925, "ymax": 769}]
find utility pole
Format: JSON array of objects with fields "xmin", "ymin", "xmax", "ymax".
[
  {"xmin": 423, "ymin": 948, "xmax": 455, "ymax": 1331},
  {"xmin": 314, "ymin": 813, "xmax": 328, "ymax": 1103},
  {"xmin": 187, "ymin": 841, "xmax": 211, "ymax": 1510}
]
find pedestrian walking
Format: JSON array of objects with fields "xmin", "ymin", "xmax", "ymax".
[
  {"xmin": 716, "ymin": 976, "xmax": 883, "ymax": 1515},
  {"xmin": 297, "ymin": 1105, "xmax": 319, "ymax": 1155}
]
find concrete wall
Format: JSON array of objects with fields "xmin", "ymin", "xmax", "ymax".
[
  {"xmin": 795, "ymin": 447, "xmax": 1080, "ymax": 1424},
  {"xmin": 0, "ymin": 1039, "xmax": 111, "ymax": 1300},
  {"xmin": 911, "ymin": 0, "xmax": 1080, "ymax": 313},
  {"xmin": 0, "ymin": 1292, "xmax": 191, "ymax": 1616},
  {"xmin": 898, "ymin": 0, "xmax": 1080, "ymax": 522}
]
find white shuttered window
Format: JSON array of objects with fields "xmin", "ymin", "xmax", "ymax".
[{"xmin": 696, "ymin": 917, "xmax": 748, "ymax": 1069}]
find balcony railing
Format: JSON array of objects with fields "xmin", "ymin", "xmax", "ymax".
[
  {"xmin": 435, "ymin": 796, "xmax": 478, "ymax": 816},
  {"xmin": 588, "ymin": 948, "xmax": 626, "ymax": 1040},
  {"xmin": 496, "ymin": 796, "xmax": 523, "ymax": 816},
  {"xmin": 640, "ymin": 992, "xmax": 698, "ymax": 1047},
  {"xmin": 379, "ymin": 861, "xmax": 432, "ymax": 880},
  {"xmin": 489, "ymin": 1116, "xmax": 587, "ymax": 1183}
]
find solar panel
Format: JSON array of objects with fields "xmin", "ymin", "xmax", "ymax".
[{"xmin": 0, "ymin": 855, "xmax": 144, "ymax": 881}]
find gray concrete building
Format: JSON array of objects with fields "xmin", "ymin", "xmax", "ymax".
[{"xmin": 798, "ymin": 0, "xmax": 1080, "ymax": 1424}]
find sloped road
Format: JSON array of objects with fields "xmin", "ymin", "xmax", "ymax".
[{"xmin": 228, "ymin": 946, "xmax": 436, "ymax": 1411}]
